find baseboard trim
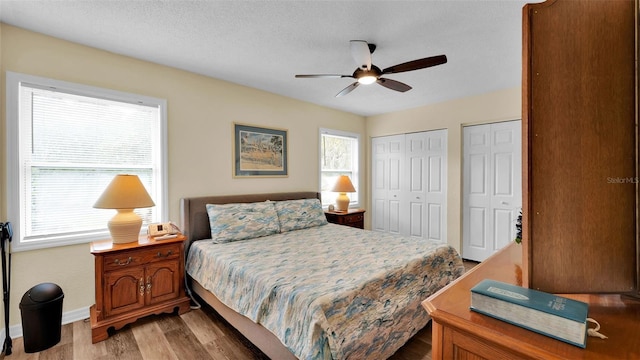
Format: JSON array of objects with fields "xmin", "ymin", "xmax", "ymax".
[{"xmin": 0, "ymin": 306, "xmax": 90, "ymax": 344}]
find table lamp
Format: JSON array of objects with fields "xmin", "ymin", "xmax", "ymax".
[
  {"xmin": 331, "ymin": 175, "xmax": 356, "ymax": 212},
  {"xmin": 94, "ymin": 174, "xmax": 155, "ymax": 244}
]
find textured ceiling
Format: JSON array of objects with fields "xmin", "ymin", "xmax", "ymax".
[{"xmin": 0, "ymin": 0, "xmax": 537, "ymax": 116}]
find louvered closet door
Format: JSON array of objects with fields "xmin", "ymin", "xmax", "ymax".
[
  {"xmin": 462, "ymin": 121, "xmax": 521, "ymax": 261},
  {"xmin": 371, "ymin": 135, "xmax": 404, "ymax": 234}
]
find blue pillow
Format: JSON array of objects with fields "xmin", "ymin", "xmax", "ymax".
[
  {"xmin": 275, "ymin": 198, "xmax": 328, "ymax": 232},
  {"xmin": 206, "ymin": 201, "xmax": 280, "ymax": 243}
]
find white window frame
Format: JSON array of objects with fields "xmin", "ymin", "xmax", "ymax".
[
  {"xmin": 6, "ymin": 71, "xmax": 168, "ymax": 252},
  {"xmin": 319, "ymin": 128, "xmax": 360, "ymax": 208}
]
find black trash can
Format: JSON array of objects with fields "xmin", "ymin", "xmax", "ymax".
[{"xmin": 19, "ymin": 283, "xmax": 64, "ymax": 353}]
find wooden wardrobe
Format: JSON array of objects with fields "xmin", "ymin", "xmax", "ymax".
[{"xmin": 522, "ymin": 0, "xmax": 638, "ymax": 293}]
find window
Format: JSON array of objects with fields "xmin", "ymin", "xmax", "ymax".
[
  {"xmin": 319, "ymin": 128, "xmax": 359, "ymax": 207},
  {"xmin": 6, "ymin": 72, "xmax": 167, "ymax": 251}
]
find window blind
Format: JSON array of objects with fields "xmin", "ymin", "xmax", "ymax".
[
  {"xmin": 7, "ymin": 72, "xmax": 166, "ymax": 250},
  {"xmin": 320, "ymin": 130, "xmax": 359, "ymax": 207}
]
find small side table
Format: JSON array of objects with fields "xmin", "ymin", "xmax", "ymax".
[
  {"xmin": 90, "ymin": 234, "xmax": 191, "ymax": 343},
  {"xmin": 325, "ymin": 209, "xmax": 366, "ymax": 229}
]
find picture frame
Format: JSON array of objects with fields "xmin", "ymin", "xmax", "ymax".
[{"xmin": 233, "ymin": 123, "xmax": 288, "ymax": 177}]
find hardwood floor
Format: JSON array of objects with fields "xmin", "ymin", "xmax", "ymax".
[
  {"xmin": 3, "ymin": 260, "xmax": 478, "ymax": 360},
  {"xmin": 5, "ymin": 306, "xmax": 268, "ymax": 360}
]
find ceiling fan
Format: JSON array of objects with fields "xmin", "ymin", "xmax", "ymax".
[{"xmin": 295, "ymin": 40, "xmax": 447, "ymax": 97}]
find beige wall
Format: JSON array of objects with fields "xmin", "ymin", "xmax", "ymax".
[
  {"xmin": 0, "ymin": 24, "xmax": 365, "ymax": 327},
  {"xmin": 0, "ymin": 23, "xmax": 521, "ymax": 330},
  {"xmin": 366, "ymin": 87, "xmax": 522, "ymax": 253}
]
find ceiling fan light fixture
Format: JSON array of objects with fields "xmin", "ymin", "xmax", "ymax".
[
  {"xmin": 295, "ymin": 40, "xmax": 447, "ymax": 96},
  {"xmin": 357, "ymin": 75, "xmax": 377, "ymax": 85}
]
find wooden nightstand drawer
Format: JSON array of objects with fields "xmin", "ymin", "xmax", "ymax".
[
  {"xmin": 103, "ymin": 243, "xmax": 180, "ymax": 271},
  {"xmin": 146, "ymin": 244, "xmax": 180, "ymax": 262},
  {"xmin": 325, "ymin": 209, "xmax": 366, "ymax": 229},
  {"xmin": 343, "ymin": 213, "xmax": 363, "ymax": 224},
  {"xmin": 103, "ymin": 251, "xmax": 142, "ymax": 271}
]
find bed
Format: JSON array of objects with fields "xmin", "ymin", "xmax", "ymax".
[{"xmin": 181, "ymin": 192, "xmax": 464, "ymax": 360}]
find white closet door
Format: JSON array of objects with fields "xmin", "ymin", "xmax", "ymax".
[
  {"xmin": 405, "ymin": 133, "xmax": 427, "ymax": 238},
  {"xmin": 405, "ymin": 130, "xmax": 447, "ymax": 241},
  {"xmin": 372, "ymin": 130, "xmax": 447, "ymax": 242},
  {"xmin": 463, "ymin": 121, "xmax": 521, "ymax": 261},
  {"xmin": 424, "ymin": 130, "xmax": 447, "ymax": 243},
  {"xmin": 371, "ymin": 135, "xmax": 404, "ymax": 234}
]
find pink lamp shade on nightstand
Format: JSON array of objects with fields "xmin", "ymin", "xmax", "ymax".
[
  {"xmin": 93, "ymin": 175, "xmax": 155, "ymax": 244},
  {"xmin": 331, "ymin": 175, "xmax": 356, "ymax": 212}
]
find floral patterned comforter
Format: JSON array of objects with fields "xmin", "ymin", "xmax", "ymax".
[{"xmin": 186, "ymin": 223, "xmax": 464, "ymax": 360}]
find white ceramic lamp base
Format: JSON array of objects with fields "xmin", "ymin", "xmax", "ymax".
[
  {"xmin": 335, "ymin": 193, "xmax": 350, "ymax": 212},
  {"xmin": 108, "ymin": 209, "xmax": 142, "ymax": 244}
]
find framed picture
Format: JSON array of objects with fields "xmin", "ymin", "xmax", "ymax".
[{"xmin": 234, "ymin": 123, "xmax": 288, "ymax": 177}]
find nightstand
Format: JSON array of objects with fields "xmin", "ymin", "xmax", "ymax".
[
  {"xmin": 325, "ymin": 209, "xmax": 366, "ymax": 229},
  {"xmin": 89, "ymin": 235, "xmax": 191, "ymax": 343}
]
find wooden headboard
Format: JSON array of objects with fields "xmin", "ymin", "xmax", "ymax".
[{"xmin": 179, "ymin": 191, "xmax": 321, "ymax": 244}]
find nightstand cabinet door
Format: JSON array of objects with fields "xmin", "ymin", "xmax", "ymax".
[
  {"xmin": 104, "ymin": 267, "xmax": 145, "ymax": 317},
  {"xmin": 146, "ymin": 260, "xmax": 181, "ymax": 305}
]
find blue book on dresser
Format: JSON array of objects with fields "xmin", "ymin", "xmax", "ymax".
[{"xmin": 470, "ymin": 279, "xmax": 589, "ymax": 348}]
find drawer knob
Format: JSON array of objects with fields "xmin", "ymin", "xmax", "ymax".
[{"xmin": 114, "ymin": 257, "xmax": 132, "ymax": 266}]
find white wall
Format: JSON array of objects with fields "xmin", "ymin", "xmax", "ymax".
[
  {"xmin": 0, "ymin": 24, "xmax": 365, "ymax": 329},
  {"xmin": 366, "ymin": 87, "xmax": 522, "ymax": 252}
]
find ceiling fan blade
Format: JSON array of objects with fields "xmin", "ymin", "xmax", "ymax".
[
  {"xmin": 382, "ymin": 54, "xmax": 447, "ymax": 74},
  {"xmin": 350, "ymin": 40, "xmax": 372, "ymax": 70},
  {"xmin": 377, "ymin": 78, "xmax": 412, "ymax": 92},
  {"xmin": 295, "ymin": 74, "xmax": 352, "ymax": 79},
  {"xmin": 335, "ymin": 82, "xmax": 360, "ymax": 97}
]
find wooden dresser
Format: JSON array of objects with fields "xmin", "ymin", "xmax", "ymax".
[
  {"xmin": 422, "ymin": 243, "xmax": 640, "ymax": 359},
  {"xmin": 424, "ymin": 0, "xmax": 640, "ymax": 356},
  {"xmin": 522, "ymin": 0, "xmax": 637, "ymax": 293},
  {"xmin": 90, "ymin": 235, "xmax": 191, "ymax": 343}
]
